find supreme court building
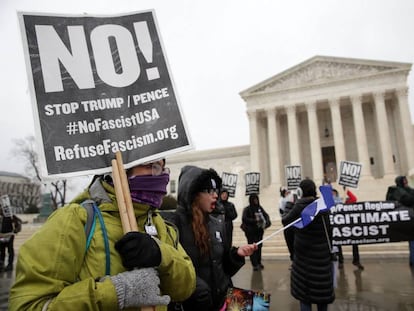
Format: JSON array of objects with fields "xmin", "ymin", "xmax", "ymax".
[{"xmin": 168, "ymin": 56, "xmax": 414, "ymax": 219}]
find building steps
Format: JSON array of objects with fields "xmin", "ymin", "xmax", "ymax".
[
  {"xmin": 232, "ymin": 221, "xmax": 409, "ymax": 259},
  {"xmin": 13, "ymin": 215, "xmax": 410, "ymax": 260}
]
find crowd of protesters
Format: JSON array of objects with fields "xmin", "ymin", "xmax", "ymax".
[{"xmin": 5, "ymin": 159, "xmax": 414, "ymax": 311}]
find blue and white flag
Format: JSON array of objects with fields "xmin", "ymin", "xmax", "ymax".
[{"xmin": 293, "ymin": 185, "xmax": 335, "ymax": 229}]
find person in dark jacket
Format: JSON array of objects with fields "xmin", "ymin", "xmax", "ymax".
[
  {"xmin": 333, "ymin": 188, "xmax": 364, "ymax": 270},
  {"xmin": 279, "ymin": 187, "xmax": 297, "ymax": 262},
  {"xmin": 386, "ymin": 175, "xmax": 414, "ymax": 267},
  {"xmin": 174, "ymin": 165, "xmax": 257, "ymax": 311},
  {"xmin": 216, "ymin": 189, "xmax": 238, "ymax": 248},
  {"xmin": 282, "ymin": 179, "xmax": 335, "ymax": 311},
  {"xmin": 0, "ymin": 208, "xmax": 22, "ymax": 272},
  {"xmin": 241, "ymin": 194, "xmax": 271, "ymax": 271}
]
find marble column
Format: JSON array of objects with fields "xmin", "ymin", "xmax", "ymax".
[
  {"xmin": 395, "ymin": 88, "xmax": 414, "ymax": 175},
  {"xmin": 247, "ymin": 110, "xmax": 260, "ymax": 172},
  {"xmin": 350, "ymin": 95, "xmax": 372, "ymax": 178},
  {"xmin": 330, "ymin": 98, "xmax": 346, "ymax": 170},
  {"xmin": 373, "ymin": 92, "xmax": 395, "ymax": 176},
  {"xmin": 306, "ymin": 101, "xmax": 323, "ymax": 184},
  {"xmin": 266, "ymin": 107, "xmax": 280, "ymax": 184},
  {"xmin": 286, "ymin": 104, "xmax": 300, "ymax": 165}
]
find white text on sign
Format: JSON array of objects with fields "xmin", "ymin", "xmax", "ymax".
[{"xmin": 36, "ymin": 22, "xmax": 158, "ymax": 93}]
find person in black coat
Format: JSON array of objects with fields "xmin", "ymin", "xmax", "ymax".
[
  {"xmin": 241, "ymin": 194, "xmax": 271, "ymax": 271},
  {"xmin": 217, "ymin": 189, "xmax": 238, "ymax": 248},
  {"xmin": 174, "ymin": 165, "xmax": 257, "ymax": 311},
  {"xmin": 282, "ymin": 179, "xmax": 335, "ymax": 311},
  {"xmin": 386, "ymin": 175, "xmax": 414, "ymax": 267},
  {"xmin": 0, "ymin": 208, "xmax": 22, "ymax": 272}
]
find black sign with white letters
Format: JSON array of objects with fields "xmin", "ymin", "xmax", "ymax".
[{"xmin": 19, "ymin": 10, "xmax": 191, "ymax": 178}]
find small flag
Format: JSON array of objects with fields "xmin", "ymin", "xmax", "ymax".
[{"xmin": 293, "ymin": 185, "xmax": 335, "ymax": 229}]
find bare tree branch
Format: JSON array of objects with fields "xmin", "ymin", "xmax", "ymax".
[{"xmin": 11, "ymin": 135, "xmax": 67, "ymax": 210}]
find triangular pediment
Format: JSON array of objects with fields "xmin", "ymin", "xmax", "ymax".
[{"xmin": 241, "ymin": 56, "xmax": 411, "ymax": 96}]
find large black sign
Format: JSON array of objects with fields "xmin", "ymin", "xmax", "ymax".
[
  {"xmin": 330, "ymin": 201, "xmax": 414, "ymax": 245},
  {"xmin": 19, "ymin": 10, "xmax": 191, "ymax": 178}
]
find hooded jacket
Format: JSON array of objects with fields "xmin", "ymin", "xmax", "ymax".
[
  {"xmin": 9, "ymin": 177, "xmax": 196, "ymax": 311},
  {"xmin": 214, "ymin": 189, "xmax": 238, "ymax": 248},
  {"xmin": 386, "ymin": 176, "xmax": 414, "ymax": 207},
  {"xmin": 241, "ymin": 194, "xmax": 271, "ymax": 235},
  {"xmin": 174, "ymin": 166, "xmax": 244, "ymax": 311}
]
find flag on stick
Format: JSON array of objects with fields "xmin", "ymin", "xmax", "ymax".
[
  {"xmin": 293, "ymin": 185, "xmax": 335, "ymax": 229},
  {"xmin": 256, "ymin": 185, "xmax": 334, "ymax": 245}
]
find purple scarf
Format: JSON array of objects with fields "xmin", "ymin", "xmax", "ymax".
[{"xmin": 128, "ymin": 174, "xmax": 169, "ymax": 208}]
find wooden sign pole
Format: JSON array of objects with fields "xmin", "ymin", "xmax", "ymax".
[{"xmin": 112, "ymin": 151, "xmax": 155, "ymax": 311}]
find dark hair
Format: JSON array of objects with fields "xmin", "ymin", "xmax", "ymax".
[
  {"xmin": 249, "ymin": 194, "xmax": 260, "ymax": 206},
  {"xmin": 220, "ymin": 188, "xmax": 229, "ymax": 195},
  {"xmin": 395, "ymin": 176, "xmax": 406, "ymax": 188},
  {"xmin": 299, "ymin": 179, "xmax": 316, "ymax": 197}
]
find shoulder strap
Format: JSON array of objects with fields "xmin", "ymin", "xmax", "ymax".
[
  {"xmin": 81, "ymin": 199, "xmax": 97, "ymax": 252},
  {"xmin": 81, "ymin": 199, "xmax": 111, "ymax": 276}
]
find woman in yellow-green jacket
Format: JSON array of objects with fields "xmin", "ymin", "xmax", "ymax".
[{"xmin": 9, "ymin": 160, "xmax": 196, "ymax": 310}]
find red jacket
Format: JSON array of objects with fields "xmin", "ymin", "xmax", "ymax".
[{"xmin": 345, "ymin": 190, "xmax": 357, "ymax": 204}]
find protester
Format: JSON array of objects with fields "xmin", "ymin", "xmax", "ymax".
[
  {"xmin": 279, "ymin": 187, "xmax": 296, "ymax": 262},
  {"xmin": 279, "ymin": 187, "xmax": 289, "ymax": 216},
  {"xmin": 282, "ymin": 179, "xmax": 335, "ymax": 311},
  {"xmin": 174, "ymin": 165, "xmax": 257, "ymax": 311},
  {"xmin": 386, "ymin": 175, "xmax": 414, "ymax": 267},
  {"xmin": 217, "ymin": 188, "xmax": 238, "ymax": 248},
  {"xmin": 241, "ymin": 193, "xmax": 271, "ymax": 271},
  {"xmin": 10, "ymin": 159, "xmax": 196, "ymax": 310},
  {"xmin": 332, "ymin": 188, "xmax": 364, "ymax": 270},
  {"xmin": 0, "ymin": 209, "xmax": 22, "ymax": 272}
]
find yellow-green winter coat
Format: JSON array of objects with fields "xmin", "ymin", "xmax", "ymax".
[{"xmin": 9, "ymin": 179, "xmax": 195, "ymax": 310}]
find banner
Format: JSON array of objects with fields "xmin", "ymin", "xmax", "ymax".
[
  {"xmin": 18, "ymin": 10, "xmax": 192, "ymax": 178},
  {"xmin": 330, "ymin": 201, "xmax": 414, "ymax": 245},
  {"xmin": 245, "ymin": 172, "xmax": 260, "ymax": 196},
  {"xmin": 221, "ymin": 172, "xmax": 237, "ymax": 197},
  {"xmin": 285, "ymin": 165, "xmax": 301, "ymax": 190}
]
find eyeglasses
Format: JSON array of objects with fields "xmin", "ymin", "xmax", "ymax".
[
  {"xmin": 141, "ymin": 163, "xmax": 170, "ymax": 176},
  {"xmin": 201, "ymin": 189, "xmax": 219, "ymax": 195}
]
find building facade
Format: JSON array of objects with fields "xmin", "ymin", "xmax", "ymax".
[
  {"xmin": 168, "ymin": 56, "xmax": 414, "ymax": 220},
  {"xmin": 0, "ymin": 171, "xmax": 41, "ymax": 213}
]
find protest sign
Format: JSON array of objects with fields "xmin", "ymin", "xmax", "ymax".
[
  {"xmin": 245, "ymin": 172, "xmax": 260, "ymax": 196},
  {"xmin": 285, "ymin": 165, "xmax": 301, "ymax": 190},
  {"xmin": 18, "ymin": 10, "xmax": 192, "ymax": 178},
  {"xmin": 221, "ymin": 172, "xmax": 238, "ymax": 197},
  {"xmin": 338, "ymin": 160, "xmax": 362, "ymax": 188},
  {"xmin": 0, "ymin": 195, "xmax": 13, "ymax": 217},
  {"xmin": 330, "ymin": 201, "xmax": 414, "ymax": 245}
]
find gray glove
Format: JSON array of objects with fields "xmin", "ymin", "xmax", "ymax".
[{"xmin": 110, "ymin": 267, "xmax": 170, "ymax": 309}]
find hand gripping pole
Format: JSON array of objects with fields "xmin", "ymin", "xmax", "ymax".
[{"xmin": 112, "ymin": 151, "xmax": 155, "ymax": 311}]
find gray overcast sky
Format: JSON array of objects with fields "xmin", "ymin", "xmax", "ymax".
[{"xmin": 1, "ymin": 0, "xmax": 414, "ymax": 176}]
